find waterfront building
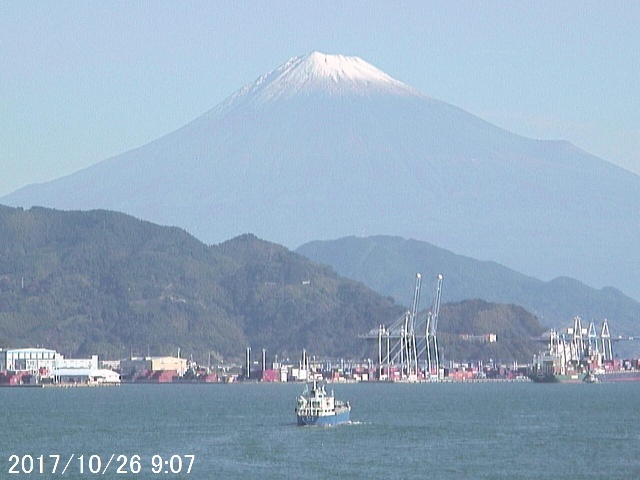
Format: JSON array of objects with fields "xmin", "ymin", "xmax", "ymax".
[
  {"xmin": 52, "ymin": 354, "xmax": 121, "ymax": 384},
  {"xmin": 53, "ymin": 367, "xmax": 120, "ymax": 384},
  {"xmin": 0, "ymin": 348, "xmax": 120, "ymax": 385},
  {"xmin": 56, "ymin": 354, "xmax": 98, "ymax": 370},
  {"xmin": 0, "ymin": 347, "xmax": 57, "ymax": 376},
  {"xmin": 120, "ymin": 356, "xmax": 187, "ymax": 378}
]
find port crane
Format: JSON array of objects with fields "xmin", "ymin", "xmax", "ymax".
[
  {"xmin": 373, "ymin": 274, "xmax": 422, "ymax": 379},
  {"xmin": 422, "ymin": 274, "xmax": 443, "ymax": 378},
  {"xmin": 369, "ymin": 273, "xmax": 443, "ymax": 381},
  {"xmin": 404, "ymin": 273, "xmax": 422, "ymax": 378},
  {"xmin": 537, "ymin": 317, "xmax": 615, "ymax": 371},
  {"xmin": 600, "ymin": 319, "xmax": 613, "ymax": 361}
]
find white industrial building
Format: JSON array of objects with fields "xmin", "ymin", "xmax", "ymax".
[
  {"xmin": 0, "ymin": 347, "xmax": 57, "ymax": 375},
  {"xmin": 53, "ymin": 367, "xmax": 121, "ymax": 384},
  {"xmin": 53, "ymin": 354, "xmax": 120, "ymax": 384},
  {"xmin": 0, "ymin": 348, "xmax": 120, "ymax": 385}
]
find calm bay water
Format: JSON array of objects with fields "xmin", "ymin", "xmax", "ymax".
[{"xmin": 2, "ymin": 382, "xmax": 639, "ymax": 479}]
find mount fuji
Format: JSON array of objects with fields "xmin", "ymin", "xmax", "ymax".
[{"xmin": 3, "ymin": 52, "xmax": 640, "ymax": 300}]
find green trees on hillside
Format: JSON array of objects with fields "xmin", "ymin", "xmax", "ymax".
[
  {"xmin": 0, "ymin": 207, "xmax": 545, "ymax": 363},
  {"xmin": 0, "ymin": 208, "xmax": 402, "ymax": 362},
  {"xmin": 438, "ymin": 300, "xmax": 544, "ymax": 363}
]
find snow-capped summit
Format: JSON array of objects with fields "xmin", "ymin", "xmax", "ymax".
[{"xmin": 226, "ymin": 51, "xmax": 421, "ymax": 105}]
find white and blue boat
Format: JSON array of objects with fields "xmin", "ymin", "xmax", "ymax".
[{"xmin": 295, "ymin": 380, "xmax": 350, "ymax": 426}]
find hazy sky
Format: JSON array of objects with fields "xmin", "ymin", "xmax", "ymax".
[{"xmin": 1, "ymin": 1, "xmax": 638, "ymax": 196}]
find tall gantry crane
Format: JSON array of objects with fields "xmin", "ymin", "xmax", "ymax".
[
  {"xmin": 569, "ymin": 316, "xmax": 586, "ymax": 362},
  {"xmin": 371, "ymin": 274, "xmax": 421, "ymax": 380},
  {"xmin": 538, "ymin": 317, "xmax": 616, "ymax": 372},
  {"xmin": 424, "ymin": 274, "xmax": 443, "ymax": 378},
  {"xmin": 600, "ymin": 319, "xmax": 613, "ymax": 361},
  {"xmin": 370, "ymin": 273, "xmax": 443, "ymax": 381},
  {"xmin": 403, "ymin": 273, "xmax": 422, "ymax": 378}
]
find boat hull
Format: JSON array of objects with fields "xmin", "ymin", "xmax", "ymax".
[
  {"xmin": 296, "ymin": 409, "xmax": 350, "ymax": 427},
  {"xmin": 594, "ymin": 371, "xmax": 640, "ymax": 383},
  {"xmin": 530, "ymin": 371, "xmax": 640, "ymax": 383},
  {"xmin": 528, "ymin": 373, "xmax": 585, "ymax": 383}
]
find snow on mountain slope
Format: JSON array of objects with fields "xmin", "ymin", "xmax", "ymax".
[
  {"xmin": 3, "ymin": 52, "xmax": 640, "ymax": 300},
  {"xmin": 225, "ymin": 51, "xmax": 421, "ymax": 105}
]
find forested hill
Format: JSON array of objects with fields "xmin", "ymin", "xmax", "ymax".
[
  {"xmin": 0, "ymin": 205, "xmax": 403, "ymax": 361},
  {"xmin": 0, "ymin": 206, "xmax": 545, "ymax": 363},
  {"xmin": 438, "ymin": 300, "xmax": 545, "ymax": 364}
]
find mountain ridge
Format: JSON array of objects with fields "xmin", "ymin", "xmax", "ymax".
[
  {"xmin": 296, "ymin": 235, "xmax": 640, "ymax": 339},
  {"xmin": 3, "ymin": 52, "xmax": 639, "ymax": 300}
]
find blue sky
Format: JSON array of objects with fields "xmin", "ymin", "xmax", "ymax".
[{"xmin": 1, "ymin": 1, "xmax": 638, "ymax": 196}]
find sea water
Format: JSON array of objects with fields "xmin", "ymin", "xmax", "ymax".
[{"xmin": 2, "ymin": 382, "xmax": 639, "ymax": 479}]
